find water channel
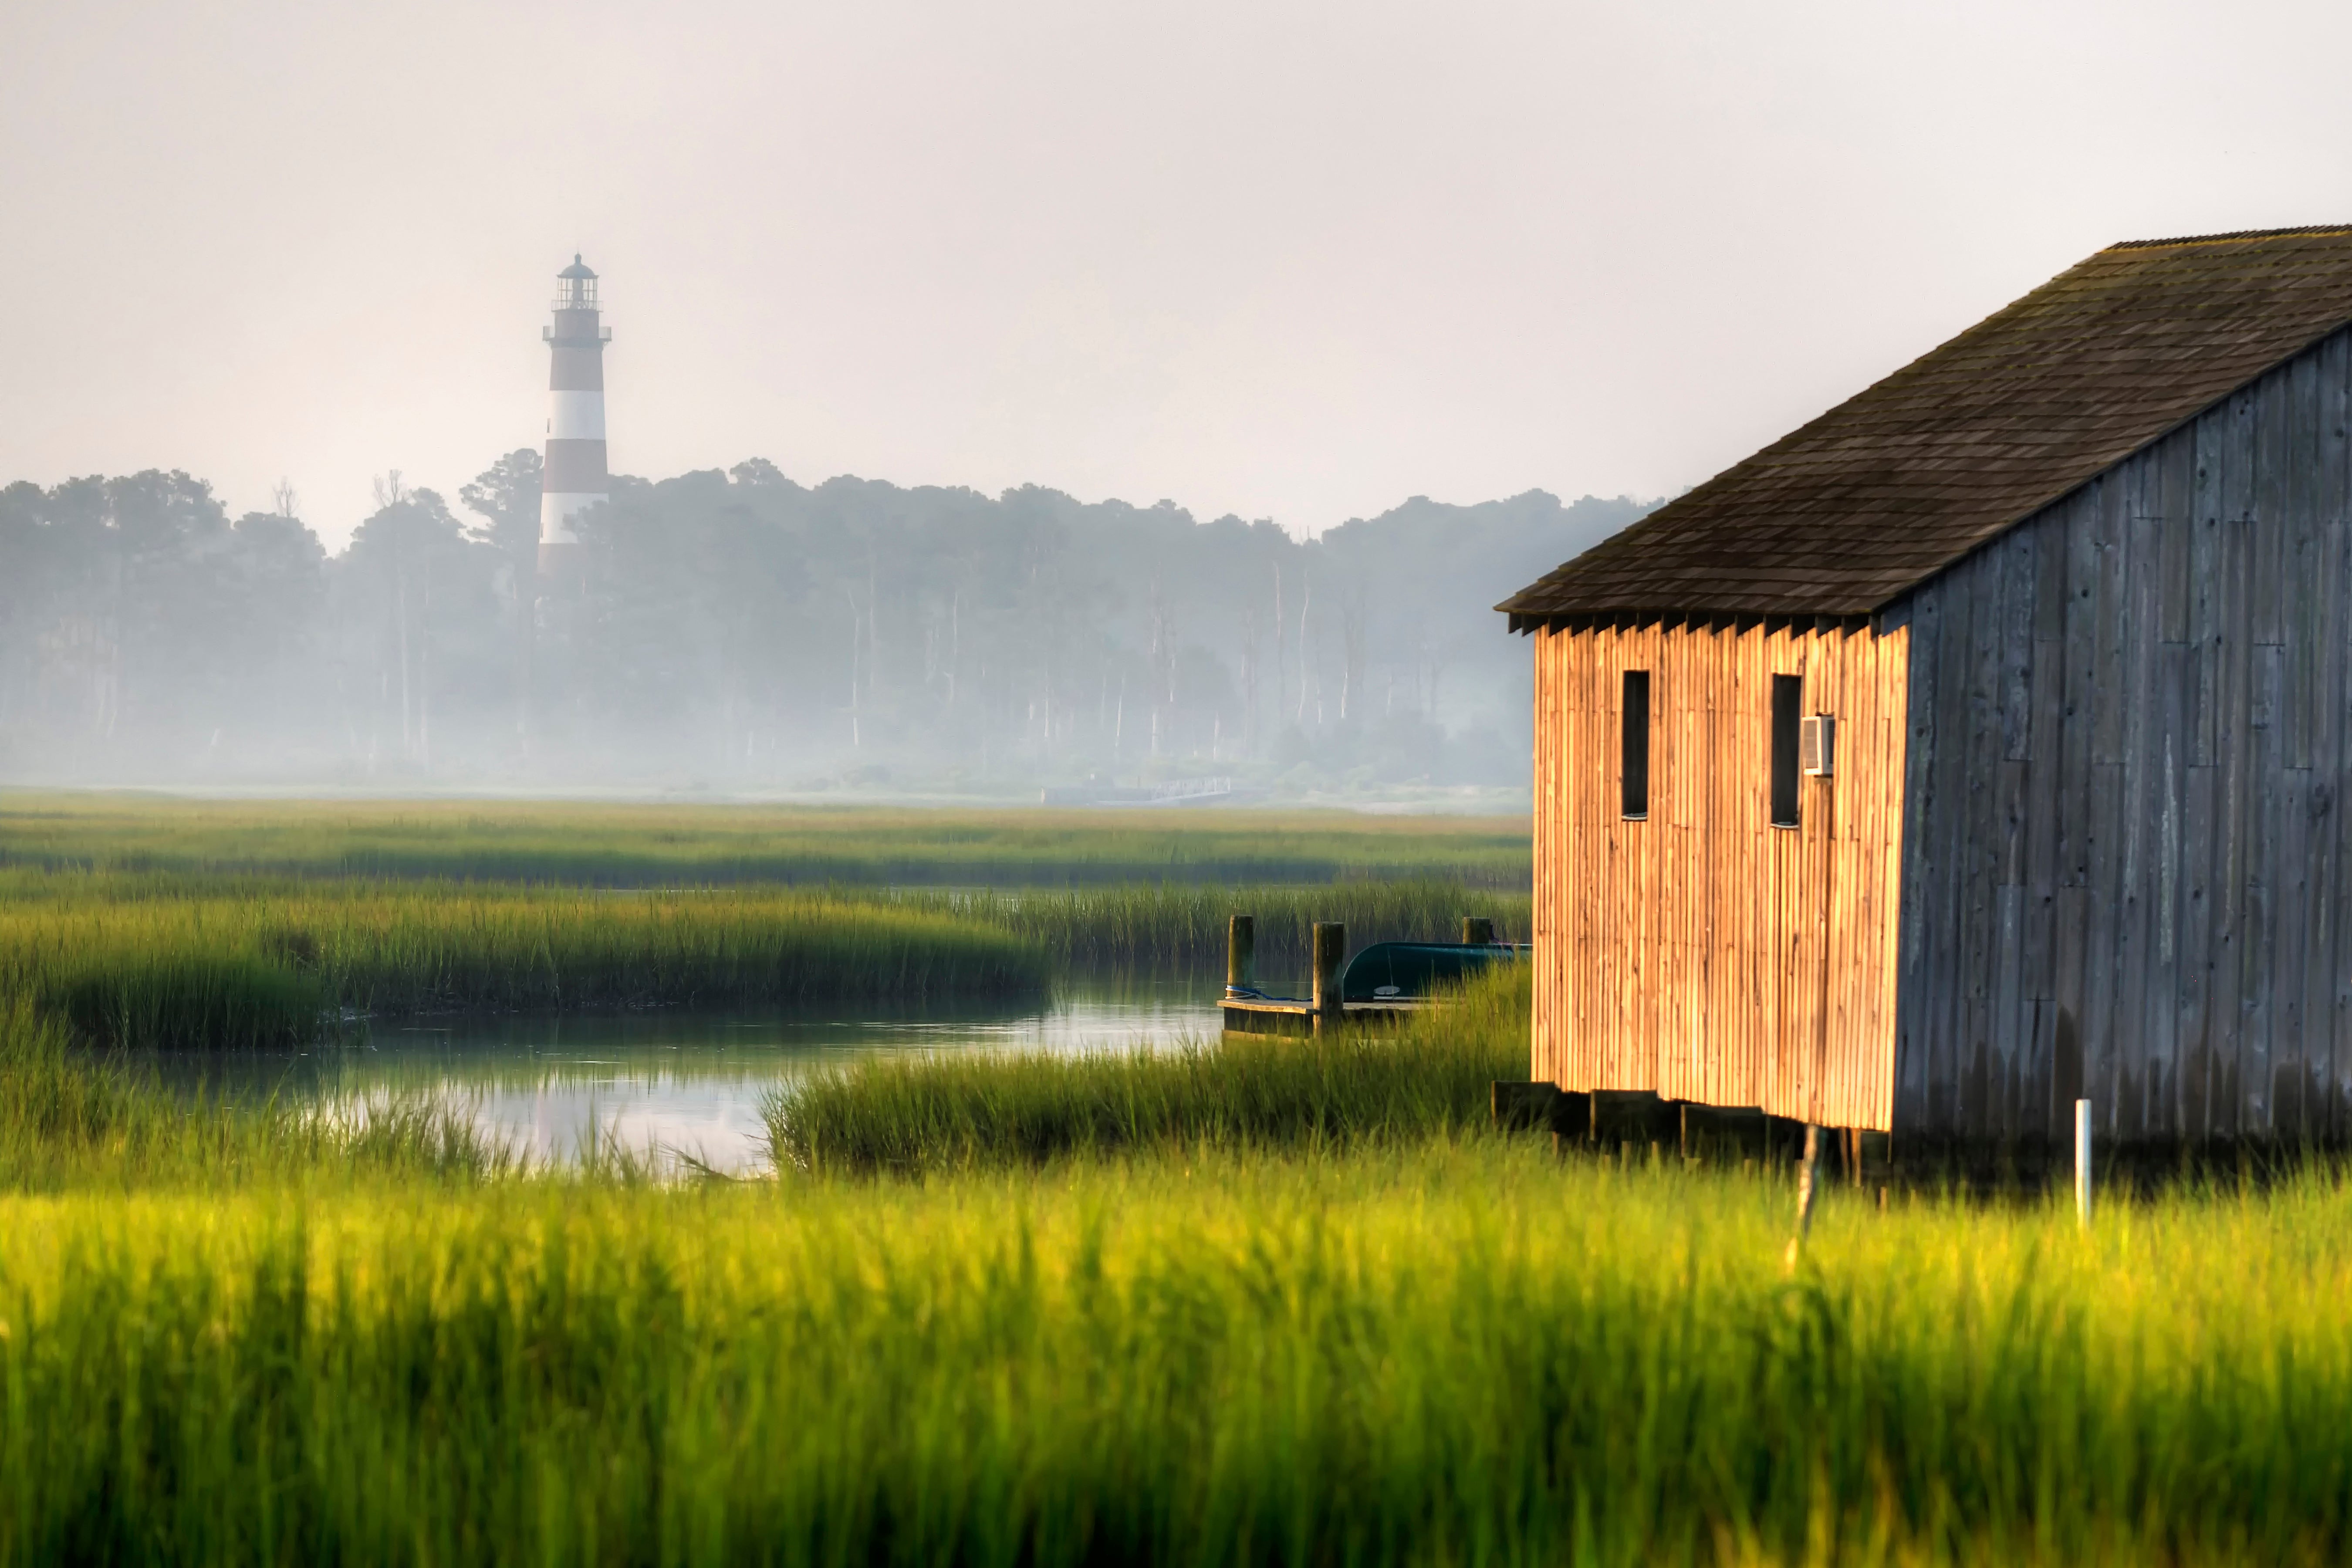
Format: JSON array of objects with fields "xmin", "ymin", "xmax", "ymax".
[{"xmin": 160, "ymin": 972, "xmax": 1227, "ymax": 1174}]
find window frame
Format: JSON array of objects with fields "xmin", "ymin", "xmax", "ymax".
[
  {"xmin": 1769, "ymin": 674, "xmax": 1802, "ymax": 829},
  {"xmin": 1620, "ymin": 669, "xmax": 1650, "ymax": 821}
]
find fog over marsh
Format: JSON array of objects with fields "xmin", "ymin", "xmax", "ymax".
[{"xmin": 0, "ymin": 463, "xmax": 1643, "ymax": 794}]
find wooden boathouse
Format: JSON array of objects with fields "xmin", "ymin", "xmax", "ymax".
[{"xmin": 1500, "ymin": 226, "xmax": 2352, "ymax": 1154}]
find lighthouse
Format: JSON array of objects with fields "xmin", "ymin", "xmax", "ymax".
[{"xmin": 538, "ymin": 253, "xmax": 609, "ymax": 577}]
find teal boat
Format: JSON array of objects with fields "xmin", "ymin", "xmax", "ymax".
[{"xmin": 1338, "ymin": 941, "xmax": 1525, "ymax": 1004}]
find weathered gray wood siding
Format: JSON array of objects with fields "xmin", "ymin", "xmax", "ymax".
[{"xmin": 1894, "ymin": 324, "xmax": 2352, "ymax": 1146}]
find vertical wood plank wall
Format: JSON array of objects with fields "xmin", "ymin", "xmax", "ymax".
[
  {"xmin": 1531, "ymin": 620, "xmax": 1911, "ymax": 1129},
  {"xmin": 1895, "ymin": 324, "xmax": 2352, "ymax": 1147}
]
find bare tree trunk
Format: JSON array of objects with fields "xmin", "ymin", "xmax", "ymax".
[
  {"xmin": 1239, "ymin": 601, "xmax": 1259, "ymax": 759},
  {"xmin": 1338, "ymin": 585, "xmax": 1365, "ymax": 724},
  {"xmin": 518, "ymin": 556, "xmax": 537, "ymax": 759},
  {"xmin": 395, "ymin": 560, "xmax": 412, "ymax": 762},
  {"xmin": 843, "ymin": 585, "xmax": 862, "ymax": 750},
  {"xmin": 1148, "ymin": 578, "xmax": 1169, "ymax": 759},
  {"xmin": 1294, "ymin": 575, "xmax": 1312, "ymax": 726},
  {"xmin": 101, "ymin": 549, "xmax": 123, "ymax": 742},
  {"xmin": 419, "ymin": 620, "xmax": 431, "ymax": 772},
  {"xmin": 1272, "ymin": 562, "xmax": 1285, "ymax": 733}
]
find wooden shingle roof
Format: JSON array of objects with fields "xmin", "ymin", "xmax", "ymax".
[{"xmin": 1501, "ymin": 226, "xmax": 2352, "ymax": 626}]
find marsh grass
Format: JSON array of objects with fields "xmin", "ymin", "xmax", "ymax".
[
  {"xmin": 0, "ymin": 868, "xmax": 1503, "ymax": 1051},
  {"xmin": 0, "ymin": 794, "xmax": 1532, "ymax": 887},
  {"xmin": 21, "ymin": 802, "xmax": 2352, "ymax": 1561},
  {"xmin": 0, "ymin": 882, "xmax": 1051, "ymax": 1050},
  {"xmin": 774, "ymin": 963, "xmax": 1530, "ymax": 1171},
  {"xmin": 7, "ymin": 1142, "xmax": 2352, "ymax": 1564},
  {"xmin": 0, "ymin": 797, "xmax": 1521, "ymax": 1048},
  {"xmin": 0, "ymin": 999, "xmax": 510, "ymax": 1190}
]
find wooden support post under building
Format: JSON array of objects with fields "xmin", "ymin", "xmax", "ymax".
[
  {"xmin": 1227, "ymin": 914, "xmax": 1255, "ymax": 994},
  {"xmin": 1312, "ymin": 922, "xmax": 1346, "ymax": 1033},
  {"xmin": 1784, "ymin": 1123, "xmax": 1823, "ymax": 1272},
  {"xmin": 1461, "ymin": 916, "xmax": 1495, "ymax": 945}
]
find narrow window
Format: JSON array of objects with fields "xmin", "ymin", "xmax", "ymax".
[
  {"xmin": 1620, "ymin": 669, "xmax": 1650, "ymax": 820},
  {"xmin": 1770, "ymin": 674, "xmax": 1801, "ymax": 828}
]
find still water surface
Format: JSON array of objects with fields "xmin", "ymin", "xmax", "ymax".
[{"xmin": 166, "ymin": 973, "xmax": 1225, "ymax": 1174}]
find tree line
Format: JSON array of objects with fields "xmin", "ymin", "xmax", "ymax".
[{"xmin": 0, "ymin": 456, "xmax": 1646, "ymax": 791}]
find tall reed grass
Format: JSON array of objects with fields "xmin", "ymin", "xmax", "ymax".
[
  {"xmin": 0, "ymin": 883, "xmax": 1050, "ymax": 1050},
  {"xmin": 775, "ymin": 964, "xmax": 1530, "ymax": 1171},
  {"xmin": 5, "ymin": 1145, "xmax": 2352, "ymax": 1564},
  {"xmin": 0, "ymin": 794, "xmax": 1532, "ymax": 887}
]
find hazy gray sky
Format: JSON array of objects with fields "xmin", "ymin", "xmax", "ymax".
[{"xmin": 4, "ymin": 0, "xmax": 2349, "ymax": 545}]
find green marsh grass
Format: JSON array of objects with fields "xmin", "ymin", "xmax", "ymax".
[
  {"xmin": 7, "ymin": 1143, "xmax": 2352, "ymax": 1563},
  {"xmin": 0, "ymin": 796, "xmax": 1523, "ymax": 1050},
  {"xmin": 0, "ymin": 999, "xmax": 509, "ymax": 1191},
  {"xmin": 0, "ymin": 867, "xmax": 1508, "ymax": 1050},
  {"xmin": 0, "ymin": 881, "xmax": 1050, "ymax": 1050},
  {"xmin": 0, "ymin": 794, "xmax": 1532, "ymax": 887},
  {"xmin": 775, "ymin": 963, "xmax": 1530, "ymax": 1171},
  {"xmin": 24, "ymin": 800, "xmax": 2352, "ymax": 1562}
]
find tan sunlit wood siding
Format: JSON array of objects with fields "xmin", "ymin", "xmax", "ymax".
[{"xmin": 1531, "ymin": 620, "xmax": 1910, "ymax": 1129}]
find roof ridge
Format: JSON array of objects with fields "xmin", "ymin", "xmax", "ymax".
[
  {"xmin": 1500, "ymin": 224, "xmax": 2352, "ymax": 622},
  {"xmin": 2108, "ymin": 224, "xmax": 2352, "ymax": 251}
]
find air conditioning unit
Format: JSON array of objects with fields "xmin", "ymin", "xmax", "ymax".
[{"xmin": 1800, "ymin": 714, "xmax": 1835, "ymax": 777}]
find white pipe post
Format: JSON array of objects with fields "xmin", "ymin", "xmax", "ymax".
[
  {"xmin": 2074, "ymin": 1097, "xmax": 2092, "ymax": 1228},
  {"xmin": 1784, "ymin": 1123, "xmax": 1822, "ymax": 1273}
]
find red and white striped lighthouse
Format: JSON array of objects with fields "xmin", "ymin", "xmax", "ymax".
[{"xmin": 538, "ymin": 253, "xmax": 609, "ymax": 576}]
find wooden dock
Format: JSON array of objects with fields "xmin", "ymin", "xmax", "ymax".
[
  {"xmin": 1220, "ymin": 995, "xmax": 1427, "ymax": 1036},
  {"xmin": 1216, "ymin": 914, "xmax": 1504, "ymax": 1035}
]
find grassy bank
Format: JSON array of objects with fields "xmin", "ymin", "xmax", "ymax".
[
  {"xmin": 6, "ymin": 1145, "xmax": 2352, "ymax": 1564},
  {"xmin": 0, "ymin": 794, "xmax": 1531, "ymax": 888},
  {"xmin": 776, "ymin": 965, "xmax": 1529, "ymax": 1172},
  {"xmin": 0, "ymin": 882, "xmax": 1049, "ymax": 1050},
  {"xmin": 0, "ymin": 1000, "xmax": 509, "ymax": 1191}
]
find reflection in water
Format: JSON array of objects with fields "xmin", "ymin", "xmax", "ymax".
[{"xmin": 155, "ymin": 972, "xmax": 1222, "ymax": 1174}]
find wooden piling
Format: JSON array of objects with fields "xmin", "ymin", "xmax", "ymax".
[
  {"xmin": 1311, "ymin": 922, "xmax": 1346, "ymax": 1032},
  {"xmin": 1227, "ymin": 914, "xmax": 1255, "ymax": 994},
  {"xmin": 1461, "ymin": 916, "xmax": 1495, "ymax": 945}
]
